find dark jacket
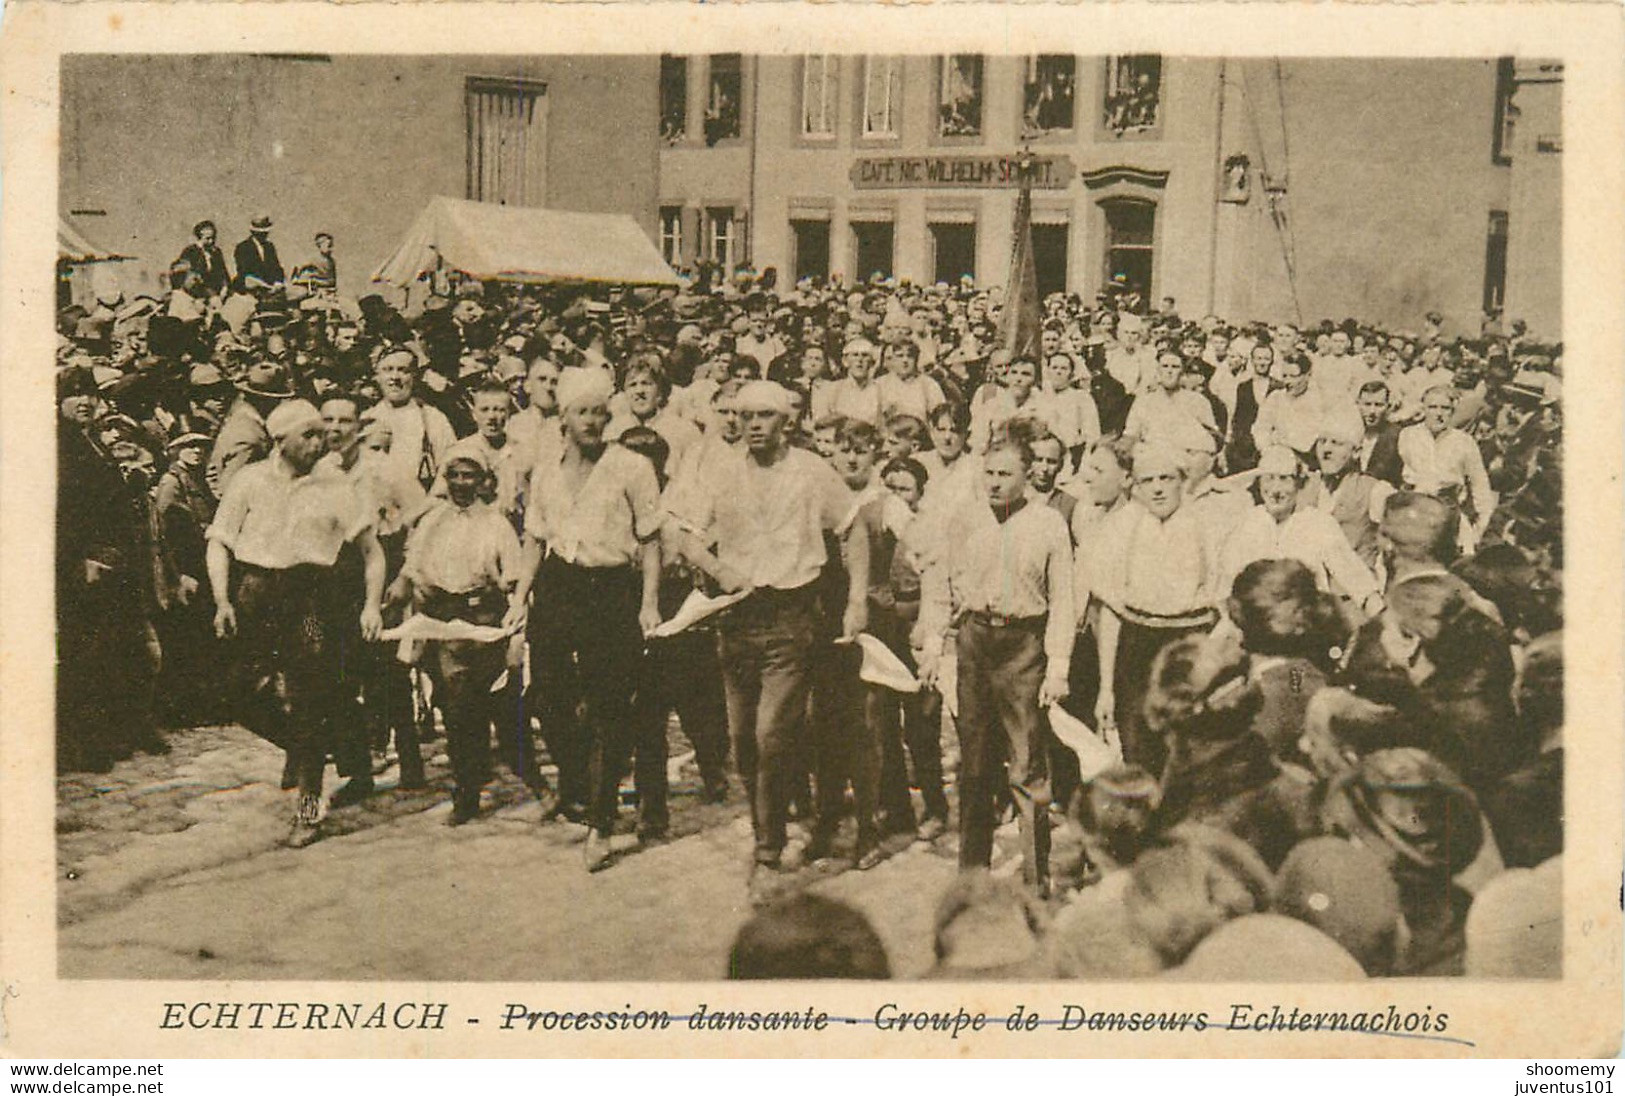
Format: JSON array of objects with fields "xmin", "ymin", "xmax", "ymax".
[
  {"xmin": 1151, "ymin": 732, "xmax": 1320, "ymax": 871},
  {"xmin": 1339, "ymin": 596, "xmax": 1526, "ymax": 794},
  {"xmin": 178, "ymin": 242, "xmax": 230, "ymax": 296},
  {"xmin": 1225, "ymin": 378, "xmax": 1266, "ymax": 473},
  {"xmin": 233, "ymin": 234, "xmax": 285, "ymax": 292},
  {"xmin": 1361, "ymin": 422, "xmax": 1404, "ymax": 487}
]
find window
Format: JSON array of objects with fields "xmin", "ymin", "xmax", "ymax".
[
  {"xmin": 705, "ymin": 54, "xmax": 742, "ymax": 145},
  {"xmin": 792, "ymin": 219, "xmax": 832, "ymax": 282},
  {"xmin": 930, "ymin": 223, "xmax": 977, "ymax": 284},
  {"xmin": 1483, "ymin": 210, "xmax": 1509, "ymax": 314},
  {"xmin": 862, "ymin": 56, "xmax": 901, "ymax": 138},
  {"xmin": 1102, "ymin": 198, "xmax": 1155, "ymax": 301},
  {"xmin": 801, "ymin": 55, "xmax": 837, "ymax": 138},
  {"xmin": 1492, "ymin": 56, "xmax": 1517, "ymax": 165},
  {"xmin": 852, "ymin": 221, "xmax": 895, "ymax": 282},
  {"xmin": 938, "ymin": 55, "xmax": 984, "ymax": 138},
  {"xmin": 1032, "ymin": 222, "xmax": 1069, "ymax": 297},
  {"xmin": 660, "ymin": 206, "xmax": 684, "ymax": 267},
  {"xmin": 465, "ymin": 76, "xmax": 548, "ymax": 207},
  {"xmin": 1103, "ymin": 55, "xmax": 1162, "ymax": 135},
  {"xmin": 706, "ymin": 207, "xmax": 737, "ymax": 272},
  {"xmin": 660, "ymin": 55, "xmax": 688, "ymax": 143},
  {"xmin": 1023, "ymin": 55, "xmax": 1076, "ymax": 134}
]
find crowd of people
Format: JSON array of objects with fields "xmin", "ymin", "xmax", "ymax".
[{"xmin": 56, "ymin": 212, "xmax": 1565, "ymax": 978}]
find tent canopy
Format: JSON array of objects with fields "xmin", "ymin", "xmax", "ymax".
[
  {"xmin": 58, "ymin": 217, "xmax": 131, "ymax": 264},
  {"xmin": 371, "ymin": 197, "xmax": 678, "ymax": 289}
]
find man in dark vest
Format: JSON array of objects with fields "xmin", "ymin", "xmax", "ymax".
[
  {"xmin": 1224, "ymin": 340, "xmax": 1274, "ymax": 474},
  {"xmin": 1303, "ymin": 406, "xmax": 1394, "ymax": 572}
]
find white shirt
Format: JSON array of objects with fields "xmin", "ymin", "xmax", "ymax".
[
  {"xmin": 363, "ymin": 398, "xmax": 457, "ymax": 488},
  {"xmin": 918, "ymin": 497, "xmax": 1076, "ymax": 680},
  {"xmin": 1030, "ymin": 387, "xmax": 1102, "ymax": 449},
  {"xmin": 1253, "ymin": 387, "xmax": 1328, "ymax": 455},
  {"xmin": 1219, "ymin": 505, "xmax": 1380, "ymax": 610},
  {"xmin": 1397, "ymin": 424, "xmax": 1495, "ymax": 524},
  {"xmin": 403, "ymin": 498, "xmax": 521, "ymax": 595},
  {"xmin": 1123, "ymin": 388, "xmax": 1217, "ymax": 448},
  {"xmin": 677, "ymin": 445, "xmax": 853, "ymax": 591},
  {"xmin": 1105, "ymin": 343, "xmax": 1156, "ymax": 394},
  {"xmin": 875, "ymin": 372, "xmax": 946, "ymax": 424},
  {"xmin": 818, "ymin": 377, "xmax": 884, "ymax": 427}
]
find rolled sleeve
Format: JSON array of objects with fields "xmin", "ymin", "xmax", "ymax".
[
  {"xmin": 1042, "ymin": 516, "xmax": 1077, "ymax": 680},
  {"xmin": 204, "ymin": 466, "xmax": 253, "ymax": 553}
]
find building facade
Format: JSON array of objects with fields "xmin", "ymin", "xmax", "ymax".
[
  {"xmin": 657, "ymin": 55, "xmax": 1562, "ymax": 335},
  {"xmin": 60, "ymin": 54, "xmax": 660, "ymax": 302}
]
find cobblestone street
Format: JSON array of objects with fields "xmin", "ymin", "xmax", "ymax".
[{"xmin": 57, "ymin": 724, "xmax": 974, "ymax": 981}]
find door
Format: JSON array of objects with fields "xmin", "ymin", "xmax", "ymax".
[
  {"xmin": 1032, "ymin": 222, "xmax": 1069, "ymax": 298},
  {"xmin": 792, "ymin": 219, "xmax": 831, "ymax": 282},
  {"xmin": 852, "ymin": 221, "xmax": 895, "ymax": 282},
  {"xmin": 930, "ymin": 222, "xmax": 976, "ymax": 284},
  {"xmin": 1101, "ymin": 197, "xmax": 1155, "ymax": 302}
]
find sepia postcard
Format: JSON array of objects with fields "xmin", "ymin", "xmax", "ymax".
[{"xmin": 1, "ymin": 0, "xmax": 1621, "ymax": 1061}]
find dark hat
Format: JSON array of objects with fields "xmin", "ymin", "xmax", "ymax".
[
  {"xmin": 1324, "ymin": 748, "xmax": 1484, "ymax": 876},
  {"xmin": 57, "ymin": 366, "xmax": 99, "ymax": 401},
  {"xmin": 250, "ymin": 215, "xmax": 274, "ymax": 231}
]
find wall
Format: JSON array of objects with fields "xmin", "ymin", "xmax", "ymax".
[
  {"xmin": 661, "ymin": 55, "xmax": 1545, "ymax": 333},
  {"xmin": 665, "ymin": 55, "xmax": 1222, "ymax": 302},
  {"xmin": 1217, "ymin": 58, "xmax": 1511, "ymax": 333},
  {"xmin": 59, "ymin": 54, "xmax": 659, "ymax": 302},
  {"xmin": 1503, "ymin": 62, "xmax": 1563, "ymax": 338}
]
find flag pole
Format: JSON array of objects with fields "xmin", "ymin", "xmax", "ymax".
[{"xmin": 998, "ymin": 141, "xmax": 1042, "ymax": 364}]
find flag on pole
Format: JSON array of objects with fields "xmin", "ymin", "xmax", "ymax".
[{"xmin": 998, "ymin": 155, "xmax": 1042, "ymax": 363}]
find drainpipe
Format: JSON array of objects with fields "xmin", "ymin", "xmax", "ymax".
[
  {"xmin": 747, "ymin": 57, "xmax": 761, "ymax": 271},
  {"xmin": 1207, "ymin": 58, "xmax": 1227, "ymax": 317}
]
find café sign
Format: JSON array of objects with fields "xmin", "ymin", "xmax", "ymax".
[{"xmin": 850, "ymin": 154, "xmax": 1076, "ymax": 190}]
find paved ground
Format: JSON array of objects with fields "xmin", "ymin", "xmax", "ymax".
[{"xmin": 57, "ymin": 724, "xmax": 1003, "ymax": 981}]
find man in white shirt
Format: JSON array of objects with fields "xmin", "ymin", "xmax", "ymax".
[
  {"xmin": 1218, "ymin": 446, "xmax": 1382, "ymax": 618},
  {"xmin": 669, "ymin": 380, "xmax": 868, "ymax": 899},
  {"xmin": 1104, "ymin": 313, "xmax": 1156, "ymax": 395},
  {"xmin": 1398, "ymin": 384, "xmax": 1496, "ymax": 554},
  {"xmin": 875, "ymin": 341, "xmax": 946, "ymax": 424},
  {"xmin": 917, "ymin": 433, "xmax": 1074, "ymax": 897},
  {"xmin": 362, "ymin": 348, "xmax": 457, "ymax": 490},
  {"xmin": 511, "ymin": 369, "xmax": 665, "ymax": 871},
  {"xmin": 736, "ymin": 312, "xmax": 787, "ymax": 369},
  {"xmin": 814, "ymin": 338, "xmax": 884, "ymax": 427},
  {"xmin": 1252, "ymin": 350, "xmax": 1327, "ymax": 462},
  {"xmin": 1123, "ymin": 350, "xmax": 1219, "ymax": 448}
]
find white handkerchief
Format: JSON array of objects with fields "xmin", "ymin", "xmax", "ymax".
[
  {"xmin": 853, "ymin": 633, "xmax": 919, "ymax": 693},
  {"xmin": 648, "ymin": 588, "xmax": 752, "ymax": 639},
  {"xmin": 1048, "ymin": 704, "xmax": 1123, "ymax": 782}
]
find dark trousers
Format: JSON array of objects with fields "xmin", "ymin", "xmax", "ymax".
[
  {"xmin": 631, "ymin": 628, "xmax": 730, "ymax": 830},
  {"xmin": 1113, "ymin": 619, "xmax": 1210, "ymax": 777},
  {"xmin": 718, "ymin": 586, "xmax": 817, "ymax": 865},
  {"xmin": 869, "ymin": 609, "xmax": 948, "ymax": 828},
  {"xmin": 361, "ymin": 644, "xmax": 423, "ymax": 783},
  {"xmin": 424, "ymin": 638, "xmax": 506, "ymax": 805},
  {"xmin": 230, "ymin": 564, "xmax": 349, "ymax": 800},
  {"xmin": 157, "ymin": 593, "xmax": 225, "ymax": 727},
  {"xmin": 1054, "ymin": 624, "xmax": 1102, "ymax": 816},
  {"xmin": 810, "ymin": 640, "xmax": 880, "ymax": 850},
  {"xmin": 527, "ymin": 557, "xmax": 642, "ymax": 836},
  {"xmin": 955, "ymin": 616, "xmax": 1050, "ymax": 892}
]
